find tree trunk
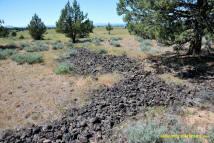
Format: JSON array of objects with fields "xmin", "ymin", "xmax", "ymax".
[
  {"xmin": 108, "ymin": 31, "xmax": 110, "ymax": 35},
  {"xmin": 187, "ymin": 34, "xmax": 202, "ymax": 55},
  {"xmin": 72, "ymin": 35, "xmax": 76, "ymax": 43}
]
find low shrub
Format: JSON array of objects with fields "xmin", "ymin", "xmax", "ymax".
[
  {"xmin": 92, "ymin": 38, "xmax": 101, "ymax": 45},
  {"xmin": 110, "ymin": 40, "xmax": 121, "ymax": 47},
  {"xmin": 52, "ymin": 44, "xmax": 64, "ymax": 50},
  {"xmin": 65, "ymin": 42, "xmax": 73, "ymax": 47},
  {"xmin": 10, "ymin": 53, "xmax": 43, "ymax": 64},
  {"xmin": 19, "ymin": 35, "xmax": 24, "ymax": 39},
  {"xmin": 0, "ymin": 49, "xmax": 16, "ymax": 59},
  {"xmin": 54, "ymin": 62, "xmax": 73, "ymax": 74},
  {"xmin": 68, "ymin": 49, "xmax": 77, "ymax": 56},
  {"xmin": 24, "ymin": 45, "xmax": 49, "ymax": 52},
  {"xmin": 110, "ymin": 37, "xmax": 122, "ymax": 41},
  {"xmin": 7, "ymin": 41, "xmax": 17, "ymax": 48},
  {"xmin": 128, "ymin": 121, "xmax": 167, "ymax": 143},
  {"xmin": 11, "ymin": 31, "xmax": 17, "ymax": 37},
  {"xmin": 122, "ymin": 51, "xmax": 127, "ymax": 57},
  {"xmin": 135, "ymin": 37, "xmax": 144, "ymax": 42},
  {"xmin": 54, "ymin": 40, "xmax": 61, "ymax": 45},
  {"xmin": 19, "ymin": 42, "xmax": 30, "ymax": 48},
  {"xmin": 97, "ymin": 48, "xmax": 108, "ymax": 54}
]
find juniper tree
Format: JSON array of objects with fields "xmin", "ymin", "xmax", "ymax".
[
  {"xmin": 106, "ymin": 23, "xmax": 113, "ymax": 35},
  {"xmin": 56, "ymin": 0, "xmax": 94, "ymax": 43},
  {"xmin": 117, "ymin": 0, "xmax": 214, "ymax": 55},
  {"xmin": 0, "ymin": 20, "xmax": 9, "ymax": 38},
  {"xmin": 28, "ymin": 14, "xmax": 46, "ymax": 40}
]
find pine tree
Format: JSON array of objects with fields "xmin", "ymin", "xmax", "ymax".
[
  {"xmin": 106, "ymin": 23, "xmax": 113, "ymax": 35},
  {"xmin": 117, "ymin": 0, "xmax": 214, "ymax": 55},
  {"xmin": 56, "ymin": 0, "xmax": 94, "ymax": 43},
  {"xmin": 28, "ymin": 14, "xmax": 46, "ymax": 40}
]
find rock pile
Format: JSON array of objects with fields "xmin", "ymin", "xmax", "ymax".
[
  {"xmin": 59, "ymin": 47, "xmax": 138, "ymax": 75},
  {"xmin": 0, "ymin": 48, "xmax": 195, "ymax": 143}
]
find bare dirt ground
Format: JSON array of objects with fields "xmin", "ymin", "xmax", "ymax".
[{"xmin": 0, "ymin": 57, "xmax": 122, "ymax": 131}]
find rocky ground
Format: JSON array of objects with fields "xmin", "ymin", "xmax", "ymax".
[{"xmin": 0, "ymin": 48, "xmax": 212, "ymax": 143}]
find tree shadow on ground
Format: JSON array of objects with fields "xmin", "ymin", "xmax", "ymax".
[
  {"xmin": 149, "ymin": 51, "xmax": 214, "ymax": 82},
  {"xmin": 0, "ymin": 45, "xmax": 21, "ymax": 50}
]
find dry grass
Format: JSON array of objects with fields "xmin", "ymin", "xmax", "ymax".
[{"xmin": 183, "ymin": 107, "xmax": 214, "ymax": 133}]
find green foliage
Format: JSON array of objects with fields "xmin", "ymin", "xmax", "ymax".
[
  {"xmin": 24, "ymin": 45, "xmax": 49, "ymax": 52},
  {"xmin": 65, "ymin": 41, "xmax": 73, "ymax": 47},
  {"xmin": 54, "ymin": 62, "xmax": 73, "ymax": 74},
  {"xmin": 208, "ymin": 126, "xmax": 214, "ymax": 143},
  {"xmin": 68, "ymin": 49, "xmax": 77, "ymax": 56},
  {"xmin": 97, "ymin": 48, "xmax": 108, "ymax": 54},
  {"xmin": 19, "ymin": 42, "xmax": 30, "ymax": 48},
  {"xmin": 106, "ymin": 23, "xmax": 113, "ymax": 35},
  {"xmin": 28, "ymin": 14, "xmax": 46, "ymax": 40},
  {"xmin": 128, "ymin": 121, "xmax": 167, "ymax": 143},
  {"xmin": 122, "ymin": 51, "xmax": 127, "ymax": 56},
  {"xmin": 110, "ymin": 40, "xmax": 121, "ymax": 47},
  {"xmin": 52, "ymin": 44, "xmax": 64, "ymax": 50},
  {"xmin": 56, "ymin": 0, "xmax": 94, "ymax": 43},
  {"xmin": 140, "ymin": 39, "xmax": 159, "ymax": 54},
  {"xmin": 92, "ymin": 38, "xmax": 102, "ymax": 45},
  {"xmin": 10, "ymin": 53, "xmax": 43, "ymax": 64},
  {"xmin": 110, "ymin": 37, "xmax": 122, "ymax": 41},
  {"xmin": 0, "ymin": 49, "xmax": 16, "ymax": 59},
  {"xmin": 0, "ymin": 20, "xmax": 9, "ymax": 38},
  {"xmin": 11, "ymin": 31, "xmax": 17, "ymax": 37},
  {"xmin": 7, "ymin": 41, "xmax": 17, "ymax": 48},
  {"xmin": 117, "ymin": 0, "xmax": 214, "ymax": 55}
]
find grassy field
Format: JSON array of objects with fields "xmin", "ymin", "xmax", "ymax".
[
  {"xmin": 0, "ymin": 27, "xmax": 143, "ymax": 130},
  {"xmin": 1, "ymin": 27, "xmax": 213, "ymax": 142}
]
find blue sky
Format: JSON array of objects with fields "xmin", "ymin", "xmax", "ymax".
[{"xmin": 0, "ymin": 0, "xmax": 124, "ymax": 27}]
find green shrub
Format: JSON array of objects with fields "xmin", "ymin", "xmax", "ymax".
[
  {"xmin": 10, "ymin": 53, "xmax": 43, "ymax": 64},
  {"xmin": 208, "ymin": 126, "xmax": 214, "ymax": 143},
  {"xmin": 52, "ymin": 44, "xmax": 64, "ymax": 50},
  {"xmin": 19, "ymin": 42, "xmax": 30, "ymax": 48},
  {"xmin": 92, "ymin": 38, "xmax": 101, "ymax": 45},
  {"xmin": 97, "ymin": 48, "xmax": 108, "ymax": 54},
  {"xmin": 122, "ymin": 51, "xmax": 127, "ymax": 56},
  {"xmin": 19, "ymin": 35, "xmax": 24, "ymax": 39},
  {"xmin": 65, "ymin": 42, "xmax": 73, "ymax": 47},
  {"xmin": 11, "ymin": 31, "xmax": 17, "ymax": 37},
  {"xmin": 135, "ymin": 37, "xmax": 144, "ymax": 42},
  {"xmin": 54, "ymin": 40, "xmax": 61, "ymax": 45},
  {"xmin": 110, "ymin": 40, "xmax": 121, "ymax": 47},
  {"xmin": 128, "ymin": 121, "xmax": 167, "ymax": 143},
  {"xmin": 110, "ymin": 37, "xmax": 122, "ymax": 41},
  {"xmin": 7, "ymin": 41, "xmax": 17, "ymax": 48},
  {"xmin": 0, "ymin": 49, "xmax": 16, "ymax": 59},
  {"xmin": 54, "ymin": 62, "xmax": 73, "ymax": 74},
  {"xmin": 68, "ymin": 49, "xmax": 77, "ymax": 56},
  {"xmin": 24, "ymin": 45, "xmax": 49, "ymax": 52},
  {"xmin": 0, "ymin": 52, "xmax": 7, "ymax": 59}
]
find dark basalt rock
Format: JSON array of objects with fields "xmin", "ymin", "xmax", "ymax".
[{"xmin": 0, "ymin": 47, "xmax": 198, "ymax": 143}]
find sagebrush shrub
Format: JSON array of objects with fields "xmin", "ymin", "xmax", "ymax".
[
  {"xmin": 68, "ymin": 49, "xmax": 77, "ymax": 56},
  {"xmin": 65, "ymin": 42, "xmax": 73, "ymax": 47},
  {"xmin": 128, "ymin": 121, "xmax": 167, "ymax": 143},
  {"xmin": 19, "ymin": 35, "xmax": 24, "ymax": 39},
  {"xmin": 10, "ymin": 53, "xmax": 43, "ymax": 64},
  {"xmin": 0, "ymin": 49, "xmax": 16, "ymax": 59},
  {"xmin": 24, "ymin": 45, "xmax": 49, "ymax": 52},
  {"xmin": 110, "ymin": 37, "xmax": 122, "ymax": 41},
  {"xmin": 97, "ymin": 48, "xmax": 108, "ymax": 54},
  {"xmin": 54, "ymin": 62, "xmax": 73, "ymax": 74},
  {"xmin": 19, "ymin": 42, "xmax": 30, "ymax": 48},
  {"xmin": 110, "ymin": 40, "xmax": 121, "ymax": 47},
  {"xmin": 52, "ymin": 44, "xmax": 64, "ymax": 50}
]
